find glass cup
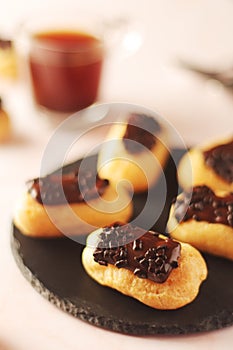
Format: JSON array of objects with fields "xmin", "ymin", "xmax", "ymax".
[
  {"xmin": 16, "ymin": 9, "xmax": 140, "ymax": 124},
  {"xmin": 28, "ymin": 30, "xmax": 104, "ymax": 113}
]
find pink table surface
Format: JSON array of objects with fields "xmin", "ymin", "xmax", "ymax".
[{"xmin": 1, "ymin": 0, "xmax": 233, "ymax": 349}]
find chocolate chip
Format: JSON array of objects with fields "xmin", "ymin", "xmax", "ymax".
[
  {"xmin": 214, "ymin": 209, "xmax": 222, "ymax": 216},
  {"xmin": 134, "ymin": 255, "xmax": 143, "ymax": 262},
  {"xmin": 156, "ymin": 247, "xmax": 166, "ymax": 257},
  {"xmin": 227, "ymin": 214, "xmax": 233, "ymax": 227},
  {"xmin": 192, "ymin": 214, "xmax": 201, "ymax": 221},
  {"xmin": 138, "ymin": 258, "xmax": 148, "ymax": 268},
  {"xmin": 109, "ymin": 240, "xmax": 118, "ymax": 249},
  {"xmin": 148, "ymin": 259, "xmax": 156, "ymax": 273},
  {"xmin": 171, "ymin": 261, "xmax": 178, "ymax": 268},
  {"xmin": 132, "ymin": 239, "xmax": 143, "ymax": 251},
  {"xmin": 203, "ymin": 195, "xmax": 212, "ymax": 204},
  {"xmin": 194, "ymin": 202, "xmax": 204, "ymax": 211},
  {"xmin": 212, "ymin": 200, "xmax": 220, "ymax": 208},
  {"xmin": 155, "ymin": 257, "xmax": 164, "ymax": 267},
  {"xmin": 115, "ymin": 259, "xmax": 128, "ymax": 268},
  {"xmin": 119, "ymin": 248, "xmax": 127, "ymax": 258},
  {"xmin": 145, "ymin": 248, "xmax": 156, "ymax": 259},
  {"xmin": 215, "ymin": 216, "xmax": 223, "ymax": 223},
  {"xmin": 134, "ymin": 268, "xmax": 147, "ymax": 279},
  {"xmin": 103, "ymin": 250, "xmax": 110, "ymax": 258}
]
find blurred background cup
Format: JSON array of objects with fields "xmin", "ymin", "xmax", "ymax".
[{"xmin": 15, "ymin": 9, "xmax": 141, "ymax": 124}]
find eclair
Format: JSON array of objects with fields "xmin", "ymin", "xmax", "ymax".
[
  {"xmin": 97, "ymin": 113, "xmax": 169, "ymax": 193},
  {"xmin": 14, "ymin": 168, "xmax": 133, "ymax": 237},
  {"xmin": 0, "ymin": 97, "xmax": 11, "ymax": 142},
  {"xmin": 178, "ymin": 136, "xmax": 233, "ymax": 192},
  {"xmin": 168, "ymin": 185, "xmax": 233, "ymax": 260},
  {"xmin": 82, "ymin": 223, "xmax": 207, "ymax": 310}
]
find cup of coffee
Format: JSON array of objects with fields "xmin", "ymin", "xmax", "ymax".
[{"xmin": 16, "ymin": 10, "xmax": 138, "ymax": 120}]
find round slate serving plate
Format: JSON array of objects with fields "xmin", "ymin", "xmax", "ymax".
[{"xmin": 11, "ymin": 150, "xmax": 233, "ymax": 335}]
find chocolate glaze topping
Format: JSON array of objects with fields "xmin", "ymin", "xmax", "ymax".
[
  {"xmin": 174, "ymin": 185, "xmax": 233, "ymax": 227},
  {"xmin": 123, "ymin": 113, "xmax": 161, "ymax": 154},
  {"xmin": 0, "ymin": 38, "xmax": 12, "ymax": 50},
  {"xmin": 203, "ymin": 139, "xmax": 233, "ymax": 183},
  {"xmin": 93, "ymin": 223, "xmax": 180, "ymax": 283},
  {"xmin": 27, "ymin": 169, "xmax": 109, "ymax": 205}
]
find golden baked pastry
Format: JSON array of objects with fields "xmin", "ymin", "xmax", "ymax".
[
  {"xmin": 168, "ymin": 185, "xmax": 233, "ymax": 260},
  {"xmin": 14, "ymin": 169, "xmax": 133, "ymax": 237},
  {"xmin": 178, "ymin": 136, "xmax": 233, "ymax": 192},
  {"xmin": 0, "ymin": 97, "xmax": 11, "ymax": 142},
  {"xmin": 0, "ymin": 38, "xmax": 17, "ymax": 78},
  {"xmin": 97, "ymin": 113, "xmax": 169, "ymax": 193},
  {"xmin": 82, "ymin": 223, "xmax": 207, "ymax": 310}
]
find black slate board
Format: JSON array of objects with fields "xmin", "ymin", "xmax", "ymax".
[{"xmin": 11, "ymin": 150, "xmax": 233, "ymax": 335}]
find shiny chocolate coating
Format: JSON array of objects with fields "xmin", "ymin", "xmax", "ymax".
[
  {"xmin": 27, "ymin": 169, "xmax": 109, "ymax": 205},
  {"xmin": 174, "ymin": 185, "xmax": 233, "ymax": 227},
  {"xmin": 93, "ymin": 223, "xmax": 180, "ymax": 283},
  {"xmin": 123, "ymin": 113, "xmax": 161, "ymax": 154},
  {"xmin": 203, "ymin": 139, "xmax": 233, "ymax": 183}
]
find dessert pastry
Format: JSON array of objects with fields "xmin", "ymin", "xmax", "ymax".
[
  {"xmin": 82, "ymin": 223, "xmax": 207, "ymax": 310},
  {"xmin": 0, "ymin": 97, "xmax": 11, "ymax": 142},
  {"xmin": 168, "ymin": 185, "xmax": 233, "ymax": 260},
  {"xmin": 0, "ymin": 37, "xmax": 17, "ymax": 78},
  {"xmin": 14, "ymin": 168, "xmax": 133, "ymax": 237},
  {"xmin": 178, "ymin": 136, "xmax": 233, "ymax": 192},
  {"xmin": 97, "ymin": 113, "xmax": 169, "ymax": 193}
]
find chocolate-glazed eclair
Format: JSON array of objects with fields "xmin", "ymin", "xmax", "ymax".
[
  {"xmin": 178, "ymin": 136, "xmax": 233, "ymax": 192},
  {"xmin": 168, "ymin": 185, "xmax": 233, "ymax": 260},
  {"xmin": 97, "ymin": 113, "xmax": 169, "ymax": 193},
  {"xmin": 82, "ymin": 223, "xmax": 207, "ymax": 310},
  {"xmin": 14, "ymin": 168, "xmax": 133, "ymax": 237}
]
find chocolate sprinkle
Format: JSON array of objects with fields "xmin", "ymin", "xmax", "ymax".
[
  {"xmin": 93, "ymin": 223, "xmax": 180, "ymax": 283},
  {"xmin": 27, "ymin": 169, "xmax": 109, "ymax": 205},
  {"xmin": 123, "ymin": 113, "xmax": 161, "ymax": 154},
  {"xmin": 203, "ymin": 139, "xmax": 233, "ymax": 183},
  {"xmin": 174, "ymin": 185, "xmax": 233, "ymax": 227}
]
